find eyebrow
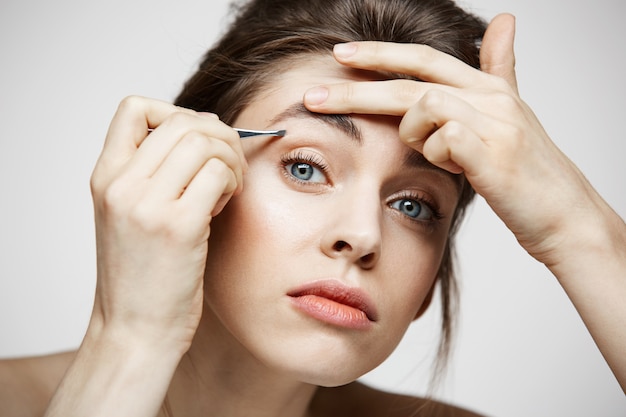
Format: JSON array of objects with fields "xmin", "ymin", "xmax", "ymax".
[
  {"xmin": 270, "ymin": 102, "xmax": 462, "ymax": 191},
  {"xmin": 269, "ymin": 103, "xmax": 363, "ymax": 144},
  {"xmin": 403, "ymin": 149, "xmax": 435, "ymax": 170}
]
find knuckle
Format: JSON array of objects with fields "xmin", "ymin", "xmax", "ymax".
[
  {"xmin": 181, "ymin": 131, "xmax": 209, "ymax": 151},
  {"xmin": 439, "ymin": 121, "xmax": 465, "ymax": 143},
  {"xmin": 99, "ymin": 178, "xmax": 131, "ymax": 213},
  {"xmin": 128, "ymin": 202, "xmax": 168, "ymax": 235},
  {"xmin": 162, "ymin": 111, "xmax": 193, "ymax": 129},
  {"xmin": 505, "ymin": 124, "xmax": 526, "ymax": 145},
  {"xmin": 420, "ymin": 89, "xmax": 447, "ymax": 110},
  {"xmin": 224, "ymin": 169, "xmax": 239, "ymax": 194},
  {"xmin": 421, "ymin": 137, "xmax": 443, "ymax": 161},
  {"xmin": 489, "ymin": 75, "xmax": 515, "ymax": 93},
  {"xmin": 207, "ymin": 159, "xmax": 237, "ymax": 191},
  {"xmin": 492, "ymin": 91, "xmax": 520, "ymax": 113},
  {"xmin": 117, "ymin": 95, "xmax": 145, "ymax": 114},
  {"xmin": 89, "ymin": 169, "xmax": 105, "ymax": 196},
  {"xmin": 222, "ymin": 126, "xmax": 240, "ymax": 143},
  {"xmin": 206, "ymin": 157, "xmax": 230, "ymax": 176}
]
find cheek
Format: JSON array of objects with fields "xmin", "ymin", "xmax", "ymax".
[
  {"xmin": 202, "ymin": 179, "xmax": 293, "ymax": 327},
  {"xmin": 379, "ymin": 226, "xmax": 449, "ymax": 318},
  {"xmin": 205, "ymin": 172, "xmax": 316, "ymax": 277},
  {"xmin": 231, "ymin": 188, "xmax": 308, "ymax": 249}
]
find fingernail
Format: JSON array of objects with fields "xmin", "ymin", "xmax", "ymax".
[
  {"xmin": 304, "ymin": 87, "xmax": 329, "ymax": 106},
  {"xmin": 334, "ymin": 43, "xmax": 357, "ymax": 59}
]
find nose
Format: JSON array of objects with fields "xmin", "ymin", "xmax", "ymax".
[{"xmin": 320, "ymin": 189, "xmax": 382, "ymax": 270}]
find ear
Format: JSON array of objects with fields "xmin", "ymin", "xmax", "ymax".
[{"xmin": 413, "ymin": 283, "xmax": 436, "ymax": 321}]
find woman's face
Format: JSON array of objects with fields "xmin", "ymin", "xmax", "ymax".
[{"xmin": 203, "ymin": 56, "xmax": 460, "ymax": 386}]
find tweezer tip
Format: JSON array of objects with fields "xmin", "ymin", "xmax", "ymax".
[{"xmin": 235, "ymin": 128, "xmax": 287, "ymax": 138}]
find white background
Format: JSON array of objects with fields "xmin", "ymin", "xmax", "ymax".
[{"xmin": 1, "ymin": 0, "xmax": 624, "ymax": 416}]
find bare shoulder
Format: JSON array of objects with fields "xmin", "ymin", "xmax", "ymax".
[
  {"xmin": 311, "ymin": 381, "xmax": 485, "ymax": 417},
  {"xmin": 0, "ymin": 351, "xmax": 75, "ymax": 417}
]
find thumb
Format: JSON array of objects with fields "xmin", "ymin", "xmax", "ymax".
[{"xmin": 480, "ymin": 13, "xmax": 518, "ymax": 93}]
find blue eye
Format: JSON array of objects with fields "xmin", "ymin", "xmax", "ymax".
[
  {"xmin": 282, "ymin": 152, "xmax": 328, "ymax": 184},
  {"xmin": 286, "ymin": 161, "xmax": 326, "ymax": 183},
  {"xmin": 290, "ymin": 162, "xmax": 315, "ymax": 180},
  {"xmin": 391, "ymin": 198, "xmax": 433, "ymax": 221}
]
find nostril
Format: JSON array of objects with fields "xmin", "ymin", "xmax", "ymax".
[
  {"xmin": 328, "ymin": 239, "xmax": 379, "ymax": 269},
  {"xmin": 333, "ymin": 240, "xmax": 349, "ymax": 251},
  {"xmin": 359, "ymin": 253, "xmax": 376, "ymax": 267}
]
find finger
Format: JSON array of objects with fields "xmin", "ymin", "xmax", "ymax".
[
  {"xmin": 398, "ymin": 90, "xmax": 508, "ymax": 176},
  {"xmin": 304, "ymin": 79, "xmax": 456, "ymax": 115},
  {"xmin": 399, "ymin": 89, "xmax": 497, "ymax": 147},
  {"xmin": 421, "ymin": 121, "xmax": 487, "ymax": 176},
  {"xmin": 126, "ymin": 112, "xmax": 241, "ymax": 181},
  {"xmin": 480, "ymin": 13, "xmax": 518, "ymax": 93},
  {"xmin": 99, "ymin": 96, "xmax": 198, "ymax": 169},
  {"xmin": 179, "ymin": 158, "xmax": 239, "ymax": 219},
  {"xmin": 331, "ymin": 41, "xmax": 491, "ymax": 88},
  {"xmin": 145, "ymin": 132, "xmax": 244, "ymax": 201}
]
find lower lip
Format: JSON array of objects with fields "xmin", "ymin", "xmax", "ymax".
[{"xmin": 289, "ymin": 294, "xmax": 373, "ymax": 330}]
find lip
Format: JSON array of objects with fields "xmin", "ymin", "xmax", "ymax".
[{"xmin": 287, "ymin": 280, "xmax": 378, "ymax": 330}]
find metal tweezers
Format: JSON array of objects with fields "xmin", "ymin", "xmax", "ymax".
[
  {"xmin": 234, "ymin": 128, "xmax": 286, "ymax": 138},
  {"xmin": 146, "ymin": 127, "xmax": 286, "ymax": 138}
]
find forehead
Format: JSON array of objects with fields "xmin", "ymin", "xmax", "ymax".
[
  {"xmin": 237, "ymin": 57, "xmax": 389, "ymax": 137},
  {"xmin": 241, "ymin": 55, "xmax": 380, "ymax": 118},
  {"xmin": 234, "ymin": 57, "xmax": 463, "ymax": 190}
]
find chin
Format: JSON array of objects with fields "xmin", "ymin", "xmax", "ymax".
[
  {"xmin": 289, "ymin": 363, "xmax": 370, "ymax": 388},
  {"xmin": 260, "ymin": 331, "xmax": 394, "ymax": 387}
]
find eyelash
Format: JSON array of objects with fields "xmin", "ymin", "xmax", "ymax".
[
  {"xmin": 279, "ymin": 150, "xmax": 330, "ymax": 185},
  {"xmin": 389, "ymin": 191, "xmax": 443, "ymax": 225},
  {"xmin": 279, "ymin": 150, "xmax": 443, "ymax": 225}
]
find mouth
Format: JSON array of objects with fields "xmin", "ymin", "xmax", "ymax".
[{"xmin": 287, "ymin": 280, "xmax": 378, "ymax": 330}]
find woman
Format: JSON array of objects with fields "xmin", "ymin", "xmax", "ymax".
[{"xmin": 1, "ymin": 0, "xmax": 624, "ymax": 416}]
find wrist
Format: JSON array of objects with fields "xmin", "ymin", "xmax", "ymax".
[
  {"xmin": 85, "ymin": 307, "xmax": 193, "ymax": 360},
  {"xmin": 45, "ymin": 316, "xmax": 185, "ymax": 417},
  {"xmin": 87, "ymin": 293, "xmax": 200, "ymax": 356},
  {"xmin": 544, "ymin": 200, "xmax": 626, "ymax": 281}
]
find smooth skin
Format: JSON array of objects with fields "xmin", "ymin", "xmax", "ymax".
[
  {"xmin": 304, "ymin": 14, "xmax": 626, "ymax": 391},
  {"xmin": 0, "ymin": 13, "xmax": 624, "ymax": 417}
]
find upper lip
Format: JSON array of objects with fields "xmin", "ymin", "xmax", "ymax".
[{"xmin": 287, "ymin": 279, "xmax": 379, "ymax": 322}]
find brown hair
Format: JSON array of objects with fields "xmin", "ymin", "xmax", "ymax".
[{"xmin": 175, "ymin": 0, "xmax": 483, "ymax": 380}]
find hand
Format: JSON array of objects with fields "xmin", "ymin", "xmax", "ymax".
[
  {"xmin": 89, "ymin": 96, "xmax": 246, "ymax": 350},
  {"xmin": 303, "ymin": 14, "xmax": 609, "ymax": 268}
]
